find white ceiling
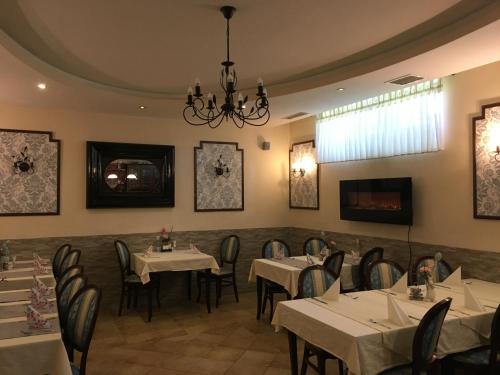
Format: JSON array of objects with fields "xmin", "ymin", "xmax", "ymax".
[{"xmin": 0, "ymin": 0, "xmax": 499, "ymax": 126}]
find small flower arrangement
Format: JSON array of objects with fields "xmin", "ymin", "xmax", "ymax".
[
  {"xmin": 419, "ymin": 266, "xmax": 432, "ymax": 279},
  {"xmin": 160, "ymin": 226, "xmax": 171, "ymax": 239}
]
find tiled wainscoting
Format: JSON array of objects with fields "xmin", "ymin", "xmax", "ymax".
[{"xmin": 5, "ymin": 227, "xmax": 500, "ymax": 309}]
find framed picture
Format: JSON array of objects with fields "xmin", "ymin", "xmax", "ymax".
[
  {"xmin": 472, "ymin": 102, "xmax": 500, "ymax": 219},
  {"xmin": 289, "ymin": 140, "xmax": 319, "ymax": 209},
  {"xmin": 86, "ymin": 141, "xmax": 175, "ymax": 208},
  {"xmin": 194, "ymin": 141, "xmax": 244, "ymax": 211},
  {"xmin": 0, "ymin": 129, "xmax": 60, "ymax": 216}
]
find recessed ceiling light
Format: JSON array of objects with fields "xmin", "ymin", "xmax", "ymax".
[
  {"xmin": 37, "ymin": 83, "xmax": 47, "ymax": 90},
  {"xmin": 139, "ymin": 105, "xmax": 146, "ymax": 110},
  {"xmin": 337, "ymin": 88, "xmax": 345, "ymax": 92}
]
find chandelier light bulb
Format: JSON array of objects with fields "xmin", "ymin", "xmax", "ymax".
[
  {"xmin": 195, "ymin": 78, "xmax": 200, "ymax": 86},
  {"xmin": 187, "ymin": 86, "xmax": 193, "ymax": 95},
  {"xmin": 257, "ymin": 77, "xmax": 263, "ymax": 86},
  {"xmin": 227, "ymin": 73, "xmax": 234, "ymax": 83},
  {"xmin": 238, "ymin": 93, "xmax": 243, "ymax": 102}
]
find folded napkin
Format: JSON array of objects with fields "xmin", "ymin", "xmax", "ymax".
[
  {"xmin": 443, "ymin": 267, "xmax": 462, "ymax": 286},
  {"xmin": 306, "ymin": 254, "xmax": 315, "ymax": 265},
  {"xmin": 33, "ymin": 259, "xmax": 48, "ymax": 275},
  {"xmin": 391, "ymin": 272, "xmax": 408, "ymax": 294},
  {"xmin": 30, "ymin": 287, "xmax": 52, "ymax": 311},
  {"xmin": 26, "ymin": 305, "xmax": 51, "ymax": 330},
  {"xmin": 143, "ymin": 245, "xmax": 154, "ymax": 257},
  {"xmin": 322, "ymin": 278, "xmax": 340, "ymax": 301},
  {"xmin": 351, "ymin": 250, "xmax": 360, "ymax": 259},
  {"xmin": 464, "ymin": 283, "xmax": 485, "ymax": 312},
  {"xmin": 387, "ymin": 294, "xmax": 413, "ymax": 326},
  {"xmin": 190, "ymin": 246, "xmax": 201, "ymax": 254},
  {"xmin": 32, "ymin": 276, "xmax": 50, "ymax": 297}
]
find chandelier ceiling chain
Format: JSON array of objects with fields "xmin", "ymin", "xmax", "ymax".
[{"xmin": 183, "ymin": 6, "xmax": 270, "ymax": 128}]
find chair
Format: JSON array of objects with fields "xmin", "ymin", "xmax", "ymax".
[
  {"xmin": 261, "ymin": 239, "xmax": 291, "ymax": 321},
  {"xmin": 412, "ymin": 256, "xmax": 452, "ymax": 285},
  {"xmin": 297, "ymin": 265, "xmax": 343, "ymax": 375},
  {"xmin": 56, "ymin": 265, "xmax": 84, "ymax": 297},
  {"xmin": 59, "ymin": 250, "xmax": 82, "ymax": 277},
  {"xmin": 448, "ymin": 304, "xmax": 500, "ymax": 374},
  {"xmin": 323, "ymin": 251, "xmax": 345, "ymax": 278},
  {"xmin": 196, "ymin": 235, "xmax": 240, "ymax": 307},
  {"xmin": 379, "ymin": 298, "xmax": 452, "ymax": 374},
  {"xmin": 64, "ymin": 285, "xmax": 102, "ymax": 375},
  {"xmin": 114, "ymin": 240, "xmax": 160, "ymax": 322},
  {"xmin": 53, "ymin": 244, "xmax": 71, "ymax": 279},
  {"xmin": 58, "ymin": 274, "xmax": 88, "ymax": 328},
  {"xmin": 367, "ymin": 260, "xmax": 405, "ymax": 290},
  {"xmin": 359, "ymin": 247, "xmax": 384, "ymax": 290},
  {"xmin": 303, "ymin": 237, "xmax": 327, "ymax": 256}
]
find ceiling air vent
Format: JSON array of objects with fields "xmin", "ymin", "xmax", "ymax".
[
  {"xmin": 282, "ymin": 112, "xmax": 310, "ymax": 120},
  {"xmin": 386, "ymin": 74, "xmax": 424, "ymax": 86}
]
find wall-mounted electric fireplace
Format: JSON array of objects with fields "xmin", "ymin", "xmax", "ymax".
[{"xmin": 339, "ymin": 178, "xmax": 412, "ymax": 225}]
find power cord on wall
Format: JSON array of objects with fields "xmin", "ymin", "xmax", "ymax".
[{"xmin": 407, "ymin": 224, "xmax": 413, "ymax": 275}]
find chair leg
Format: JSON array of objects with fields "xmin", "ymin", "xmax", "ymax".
[
  {"xmin": 269, "ymin": 292, "xmax": 274, "ymax": 321},
  {"xmin": 300, "ymin": 346, "xmax": 309, "ymax": 375},
  {"xmin": 134, "ymin": 288, "xmax": 138, "ymax": 308},
  {"xmin": 262, "ymin": 286, "xmax": 268, "ymax": 314},
  {"xmin": 215, "ymin": 278, "xmax": 221, "ymax": 308},
  {"xmin": 118, "ymin": 285, "xmax": 125, "ymax": 316},
  {"xmin": 196, "ymin": 272, "xmax": 202, "ymax": 303},
  {"xmin": 126, "ymin": 285, "xmax": 132, "ymax": 309},
  {"xmin": 147, "ymin": 287, "xmax": 153, "ymax": 322},
  {"xmin": 187, "ymin": 271, "xmax": 191, "ymax": 301},
  {"xmin": 232, "ymin": 274, "xmax": 239, "ymax": 303},
  {"xmin": 318, "ymin": 353, "xmax": 326, "ymax": 375}
]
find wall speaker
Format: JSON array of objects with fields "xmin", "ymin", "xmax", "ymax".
[{"xmin": 262, "ymin": 141, "xmax": 271, "ymax": 150}]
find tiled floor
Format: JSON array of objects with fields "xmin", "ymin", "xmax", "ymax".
[{"xmin": 85, "ymin": 291, "xmax": 342, "ymax": 375}]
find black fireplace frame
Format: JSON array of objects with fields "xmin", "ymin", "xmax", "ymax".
[{"xmin": 339, "ymin": 177, "xmax": 413, "ymax": 225}]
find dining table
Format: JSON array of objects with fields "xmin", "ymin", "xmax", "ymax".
[
  {"xmin": 131, "ymin": 249, "xmax": 220, "ymax": 313},
  {"xmin": 272, "ymin": 278, "xmax": 500, "ymax": 375},
  {"xmin": 248, "ymin": 254, "xmax": 360, "ymax": 319},
  {"xmin": 0, "ymin": 259, "xmax": 72, "ymax": 375}
]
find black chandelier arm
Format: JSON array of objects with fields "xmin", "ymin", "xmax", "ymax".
[
  {"xmin": 233, "ymin": 107, "xmax": 270, "ymax": 126},
  {"xmin": 183, "ymin": 104, "xmax": 225, "ymax": 127}
]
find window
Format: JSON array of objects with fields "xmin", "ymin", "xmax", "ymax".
[{"xmin": 316, "ymin": 79, "xmax": 443, "ymax": 163}]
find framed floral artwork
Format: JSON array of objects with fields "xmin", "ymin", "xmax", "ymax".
[
  {"xmin": 289, "ymin": 140, "xmax": 319, "ymax": 209},
  {"xmin": 472, "ymin": 102, "xmax": 500, "ymax": 219},
  {"xmin": 0, "ymin": 129, "xmax": 60, "ymax": 216},
  {"xmin": 194, "ymin": 141, "xmax": 244, "ymax": 211}
]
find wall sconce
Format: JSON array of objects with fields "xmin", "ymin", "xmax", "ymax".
[
  {"xmin": 215, "ymin": 154, "xmax": 230, "ymax": 178},
  {"xmin": 291, "ymin": 166, "xmax": 306, "ymax": 178},
  {"xmin": 494, "ymin": 145, "xmax": 500, "ymax": 162},
  {"xmin": 291, "ymin": 156, "xmax": 315, "ymax": 178}
]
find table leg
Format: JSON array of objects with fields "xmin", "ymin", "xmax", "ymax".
[
  {"xmin": 256, "ymin": 275, "xmax": 263, "ymax": 320},
  {"xmin": 205, "ymin": 268, "xmax": 211, "ymax": 313},
  {"xmin": 287, "ymin": 329, "xmax": 298, "ymax": 375}
]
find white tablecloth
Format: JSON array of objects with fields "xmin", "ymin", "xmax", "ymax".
[
  {"xmin": 248, "ymin": 255, "xmax": 359, "ymax": 297},
  {"xmin": 272, "ymin": 278, "xmax": 498, "ymax": 375},
  {"xmin": 0, "ymin": 266, "xmax": 71, "ymax": 375},
  {"xmin": 132, "ymin": 250, "xmax": 220, "ymax": 283}
]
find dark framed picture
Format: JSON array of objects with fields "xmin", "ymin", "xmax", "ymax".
[
  {"xmin": 194, "ymin": 141, "xmax": 244, "ymax": 211},
  {"xmin": 472, "ymin": 102, "xmax": 500, "ymax": 219},
  {"xmin": 289, "ymin": 140, "xmax": 319, "ymax": 209},
  {"xmin": 86, "ymin": 141, "xmax": 175, "ymax": 208},
  {"xmin": 0, "ymin": 129, "xmax": 60, "ymax": 216}
]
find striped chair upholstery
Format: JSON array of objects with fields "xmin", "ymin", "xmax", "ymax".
[
  {"xmin": 380, "ymin": 298, "xmax": 451, "ymax": 374},
  {"xmin": 56, "ymin": 265, "xmax": 84, "ymax": 297},
  {"xmin": 60, "ymin": 250, "xmax": 81, "ymax": 277},
  {"xmin": 53, "ymin": 244, "xmax": 71, "ymax": 279},
  {"xmin": 298, "ymin": 266, "xmax": 337, "ymax": 299},
  {"xmin": 262, "ymin": 240, "xmax": 290, "ymax": 259},
  {"xmin": 221, "ymin": 235, "xmax": 240, "ymax": 263},
  {"xmin": 65, "ymin": 286, "xmax": 102, "ymax": 375},
  {"xmin": 324, "ymin": 251, "xmax": 345, "ymax": 278},
  {"xmin": 303, "ymin": 238, "xmax": 327, "ymax": 256},
  {"xmin": 359, "ymin": 247, "xmax": 384, "ymax": 290},
  {"xmin": 58, "ymin": 275, "xmax": 87, "ymax": 327},
  {"xmin": 414, "ymin": 257, "xmax": 452, "ymax": 285},
  {"xmin": 367, "ymin": 260, "xmax": 404, "ymax": 290}
]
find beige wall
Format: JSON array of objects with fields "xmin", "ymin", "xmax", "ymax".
[
  {"xmin": 289, "ymin": 61, "xmax": 500, "ymax": 253},
  {"xmin": 0, "ymin": 106, "xmax": 291, "ymax": 239}
]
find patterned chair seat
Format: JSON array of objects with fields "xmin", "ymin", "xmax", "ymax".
[
  {"xmin": 452, "ymin": 347, "xmax": 497, "ymax": 365},
  {"xmin": 212, "ymin": 265, "xmax": 233, "ymax": 276},
  {"xmin": 71, "ymin": 363, "xmax": 80, "ymax": 375},
  {"xmin": 125, "ymin": 274, "xmax": 142, "ymax": 283}
]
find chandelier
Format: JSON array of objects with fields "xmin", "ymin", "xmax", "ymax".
[{"xmin": 183, "ymin": 6, "xmax": 270, "ymax": 128}]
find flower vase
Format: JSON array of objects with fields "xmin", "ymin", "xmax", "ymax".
[{"xmin": 425, "ymin": 277, "xmax": 436, "ymax": 302}]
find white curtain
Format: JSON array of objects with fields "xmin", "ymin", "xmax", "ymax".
[{"xmin": 316, "ymin": 88, "xmax": 443, "ymax": 163}]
